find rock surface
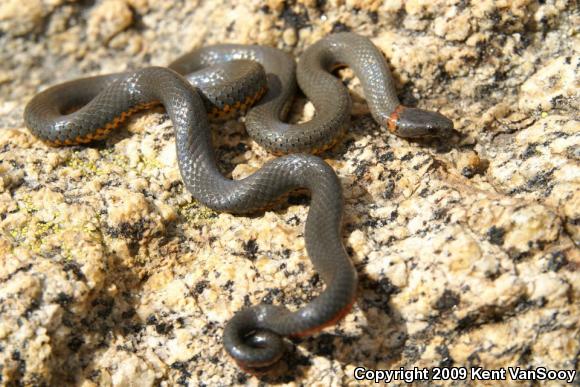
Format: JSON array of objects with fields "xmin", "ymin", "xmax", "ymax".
[{"xmin": 0, "ymin": 0, "xmax": 578, "ymax": 385}]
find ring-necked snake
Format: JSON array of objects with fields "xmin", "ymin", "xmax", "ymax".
[{"xmin": 24, "ymin": 32, "xmax": 453, "ymax": 370}]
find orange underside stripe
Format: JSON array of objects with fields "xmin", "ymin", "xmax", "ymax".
[
  {"xmin": 291, "ymin": 297, "xmax": 356, "ymax": 338},
  {"xmin": 45, "ymin": 86, "xmax": 267, "ymax": 146}
]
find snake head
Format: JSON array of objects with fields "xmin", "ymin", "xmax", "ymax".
[{"xmin": 387, "ymin": 105, "xmax": 454, "ymax": 138}]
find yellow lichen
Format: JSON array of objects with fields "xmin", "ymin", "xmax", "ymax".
[
  {"xmin": 139, "ymin": 155, "xmax": 163, "ymax": 172},
  {"xmin": 178, "ymin": 201, "xmax": 216, "ymax": 225},
  {"xmin": 66, "ymin": 151, "xmax": 99, "ymax": 176},
  {"xmin": 17, "ymin": 194, "xmax": 38, "ymax": 214}
]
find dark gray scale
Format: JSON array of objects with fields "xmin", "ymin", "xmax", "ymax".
[
  {"xmin": 169, "ymin": 33, "xmax": 453, "ymax": 155},
  {"xmin": 23, "ymin": 32, "xmax": 454, "ymax": 372},
  {"xmin": 24, "ymin": 61, "xmax": 356, "ymax": 372},
  {"xmin": 24, "ymin": 61, "xmax": 266, "ymax": 143}
]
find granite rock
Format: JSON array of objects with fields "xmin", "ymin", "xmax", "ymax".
[{"xmin": 0, "ymin": 0, "xmax": 578, "ymax": 385}]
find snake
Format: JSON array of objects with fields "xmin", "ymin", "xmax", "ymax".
[{"xmin": 23, "ymin": 32, "xmax": 453, "ymax": 370}]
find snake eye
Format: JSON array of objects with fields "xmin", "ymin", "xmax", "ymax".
[{"xmin": 390, "ymin": 106, "xmax": 454, "ymax": 138}]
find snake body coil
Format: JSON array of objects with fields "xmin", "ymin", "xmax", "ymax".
[{"xmin": 24, "ymin": 33, "xmax": 453, "ymax": 370}]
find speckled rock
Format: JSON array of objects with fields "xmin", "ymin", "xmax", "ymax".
[
  {"xmin": 0, "ymin": 0, "xmax": 50, "ymax": 37},
  {"xmin": 0, "ymin": 1, "xmax": 578, "ymax": 386}
]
